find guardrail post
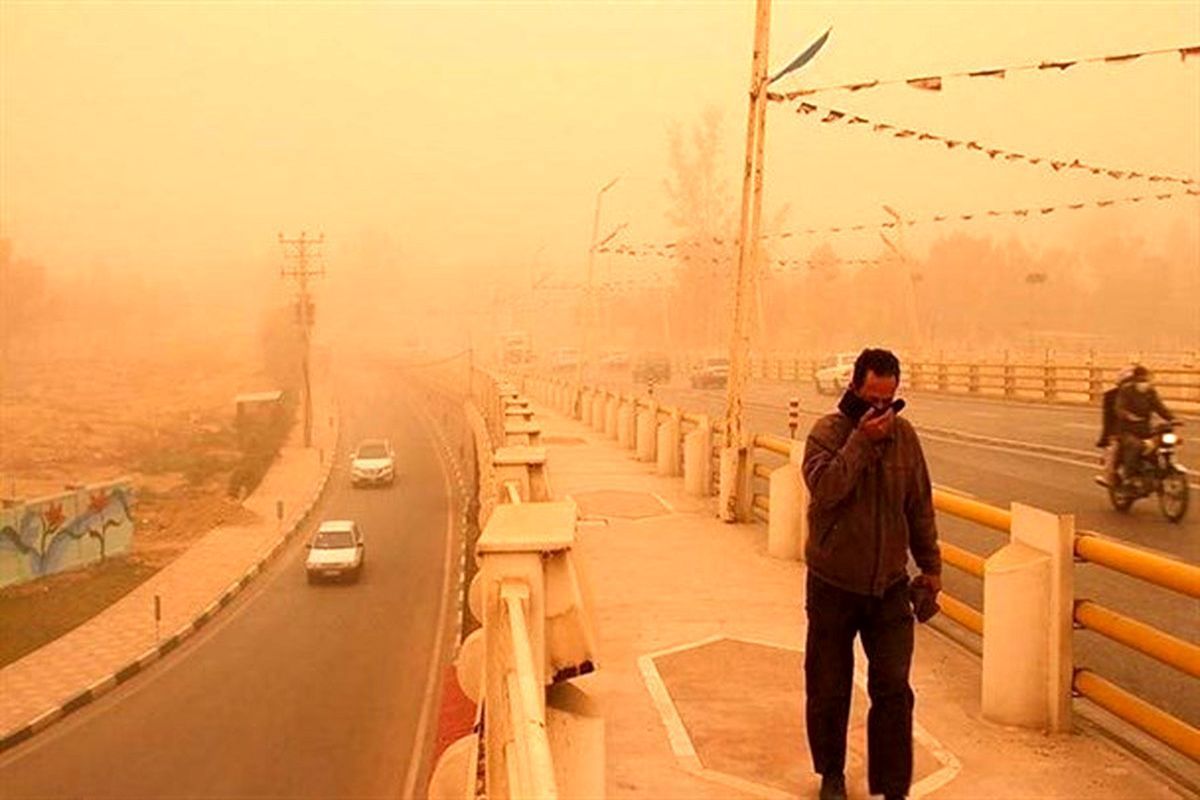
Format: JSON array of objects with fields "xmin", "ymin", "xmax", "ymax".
[
  {"xmin": 968, "ymin": 364, "xmax": 980, "ymax": 394},
  {"xmin": 684, "ymin": 415, "xmax": 713, "ymax": 496},
  {"xmin": 494, "ymin": 446, "xmax": 551, "ymax": 503},
  {"xmin": 912, "ymin": 362, "xmax": 925, "ymax": 391},
  {"xmin": 591, "ymin": 390, "xmax": 606, "ymax": 431},
  {"xmin": 604, "ymin": 394, "xmax": 620, "ymax": 440},
  {"xmin": 657, "ymin": 410, "xmax": 681, "ymax": 477},
  {"xmin": 767, "ymin": 442, "xmax": 809, "ymax": 560},
  {"xmin": 617, "ymin": 398, "xmax": 636, "ymax": 450},
  {"xmin": 982, "ymin": 503, "xmax": 1075, "ymax": 732},
  {"xmin": 718, "ymin": 438, "xmax": 753, "ymax": 523},
  {"xmin": 937, "ymin": 361, "xmax": 949, "ymax": 392},
  {"xmin": 1003, "ymin": 360, "xmax": 1016, "ymax": 398},
  {"xmin": 1087, "ymin": 364, "xmax": 1103, "ymax": 404},
  {"xmin": 635, "ymin": 402, "xmax": 657, "ymax": 462},
  {"xmin": 1044, "ymin": 364, "xmax": 1058, "ymax": 401}
]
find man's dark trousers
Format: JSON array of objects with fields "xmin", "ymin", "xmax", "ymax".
[{"xmin": 805, "ymin": 571, "xmax": 915, "ymax": 797}]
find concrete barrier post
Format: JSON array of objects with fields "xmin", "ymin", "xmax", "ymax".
[
  {"xmin": 717, "ymin": 441, "xmax": 752, "ymax": 522},
  {"xmin": 635, "ymin": 404, "xmax": 657, "ymax": 462},
  {"xmin": 580, "ymin": 390, "xmax": 593, "ymax": 426},
  {"xmin": 683, "ymin": 416, "xmax": 713, "ymax": 496},
  {"xmin": 767, "ymin": 443, "xmax": 808, "ymax": 559},
  {"xmin": 591, "ymin": 391, "xmax": 607, "ymax": 431},
  {"xmin": 617, "ymin": 399, "xmax": 636, "ymax": 450},
  {"xmin": 657, "ymin": 410, "xmax": 682, "ymax": 476},
  {"xmin": 982, "ymin": 502, "xmax": 1074, "ymax": 732},
  {"xmin": 604, "ymin": 394, "xmax": 619, "ymax": 439}
]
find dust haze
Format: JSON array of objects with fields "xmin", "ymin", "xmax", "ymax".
[{"xmin": 2, "ymin": 1, "xmax": 1198, "ymax": 369}]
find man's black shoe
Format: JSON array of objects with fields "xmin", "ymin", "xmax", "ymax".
[{"xmin": 818, "ymin": 773, "xmax": 847, "ymax": 800}]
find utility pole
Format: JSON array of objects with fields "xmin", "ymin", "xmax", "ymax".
[
  {"xmin": 720, "ymin": 0, "xmax": 772, "ymax": 522},
  {"xmin": 720, "ymin": 7, "xmax": 829, "ymax": 522},
  {"xmin": 278, "ymin": 231, "xmax": 324, "ymax": 448}
]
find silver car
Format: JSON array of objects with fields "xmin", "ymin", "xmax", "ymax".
[
  {"xmin": 350, "ymin": 438, "xmax": 395, "ymax": 487},
  {"xmin": 306, "ymin": 520, "xmax": 364, "ymax": 583}
]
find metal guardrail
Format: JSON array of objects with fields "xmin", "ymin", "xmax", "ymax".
[{"xmin": 720, "ymin": 351, "xmax": 1200, "ymax": 407}]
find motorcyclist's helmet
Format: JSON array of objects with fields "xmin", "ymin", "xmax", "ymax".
[{"xmin": 1130, "ymin": 364, "xmax": 1151, "ymax": 382}]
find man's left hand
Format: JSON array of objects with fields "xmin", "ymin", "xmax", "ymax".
[{"xmin": 922, "ymin": 572, "xmax": 942, "ymax": 595}]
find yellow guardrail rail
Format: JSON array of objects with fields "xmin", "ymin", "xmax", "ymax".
[
  {"xmin": 1074, "ymin": 600, "xmax": 1200, "ymax": 679},
  {"xmin": 932, "ymin": 489, "xmax": 1012, "ymax": 533},
  {"xmin": 941, "ymin": 542, "xmax": 985, "ymax": 579},
  {"xmin": 1074, "ymin": 532, "xmax": 1200, "ymax": 598},
  {"xmin": 940, "ymin": 593, "xmax": 984, "ymax": 635},
  {"xmin": 1073, "ymin": 669, "xmax": 1200, "ymax": 763}
]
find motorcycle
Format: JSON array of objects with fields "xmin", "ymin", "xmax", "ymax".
[{"xmin": 1105, "ymin": 422, "xmax": 1190, "ymax": 523}]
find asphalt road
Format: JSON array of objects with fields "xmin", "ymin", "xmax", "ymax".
[
  {"xmin": 0, "ymin": 367, "xmax": 456, "ymax": 799},
  {"xmin": 587, "ymin": 371, "xmax": 1199, "ymax": 726}
]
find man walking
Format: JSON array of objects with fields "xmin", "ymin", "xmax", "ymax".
[{"xmin": 801, "ymin": 348, "xmax": 942, "ymax": 800}]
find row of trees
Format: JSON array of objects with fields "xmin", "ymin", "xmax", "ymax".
[{"xmin": 600, "ymin": 113, "xmax": 1200, "ymax": 358}]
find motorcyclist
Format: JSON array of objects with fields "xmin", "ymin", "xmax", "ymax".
[
  {"xmin": 1095, "ymin": 365, "xmax": 1134, "ymax": 488},
  {"xmin": 1113, "ymin": 364, "xmax": 1177, "ymax": 483}
]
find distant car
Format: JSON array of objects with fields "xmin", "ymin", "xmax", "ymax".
[
  {"xmin": 632, "ymin": 352, "xmax": 672, "ymax": 385},
  {"xmin": 306, "ymin": 520, "xmax": 364, "ymax": 583},
  {"xmin": 690, "ymin": 356, "xmax": 730, "ymax": 389},
  {"xmin": 350, "ymin": 438, "xmax": 395, "ymax": 487},
  {"xmin": 814, "ymin": 352, "xmax": 858, "ymax": 395}
]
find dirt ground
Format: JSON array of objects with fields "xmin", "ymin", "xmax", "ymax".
[{"xmin": 0, "ymin": 340, "xmax": 277, "ymax": 667}]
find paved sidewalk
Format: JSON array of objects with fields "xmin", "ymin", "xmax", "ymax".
[
  {"xmin": 0, "ymin": 381, "xmax": 339, "ymax": 749},
  {"xmin": 527, "ymin": 400, "xmax": 1187, "ymax": 800}
]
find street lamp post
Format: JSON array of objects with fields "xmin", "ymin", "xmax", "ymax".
[
  {"xmin": 720, "ymin": 5, "xmax": 829, "ymax": 522},
  {"xmin": 577, "ymin": 177, "xmax": 620, "ymax": 391}
]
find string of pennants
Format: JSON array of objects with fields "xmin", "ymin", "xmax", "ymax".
[
  {"xmin": 791, "ymin": 101, "xmax": 1196, "ymax": 187},
  {"xmin": 766, "ymin": 44, "xmax": 1200, "ymax": 101},
  {"xmin": 595, "ymin": 187, "xmax": 1200, "ymax": 258}
]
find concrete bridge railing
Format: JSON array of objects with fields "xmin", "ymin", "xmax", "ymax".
[{"xmin": 430, "ymin": 369, "xmax": 602, "ymax": 800}]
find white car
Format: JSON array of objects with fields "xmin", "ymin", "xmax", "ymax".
[
  {"xmin": 306, "ymin": 520, "xmax": 364, "ymax": 583},
  {"xmin": 814, "ymin": 352, "xmax": 858, "ymax": 395},
  {"xmin": 350, "ymin": 438, "xmax": 395, "ymax": 487}
]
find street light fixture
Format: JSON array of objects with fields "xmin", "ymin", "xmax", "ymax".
[{"xmin": 577, "ymin": 177, "xmax": 621, "ymax": 388}]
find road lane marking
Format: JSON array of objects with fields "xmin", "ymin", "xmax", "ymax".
[
  {"xmin": 933, "ymin": 483, "xmax": 977, "ymax": 499},
  {"xmin": 920, "ymin": 432, "xmax": 1200, "ymax": 492},
  {"xmin": 401, "ymin": 395, "xmax": 461, "ymax": 800}
]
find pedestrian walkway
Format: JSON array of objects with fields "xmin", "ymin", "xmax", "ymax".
[
  {"xmin": 526, "ymin": 399, "xmax": 1187, "ymax": 799},
  {"xmin": 0, "ymin": 382, "xmax": 339, "ymax": 750}
]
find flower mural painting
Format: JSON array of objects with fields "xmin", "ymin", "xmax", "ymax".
[{"xmin": 0, "ymin": 480, "xmax": 135, "ymax": 588}]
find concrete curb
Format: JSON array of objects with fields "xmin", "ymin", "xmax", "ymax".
[{"xmin": 0, "ymin": 401, "xmax": 342, "ymax": 756}]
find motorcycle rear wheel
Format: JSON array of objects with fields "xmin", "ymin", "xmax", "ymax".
[
  {"xmin": 1158, "ymin": 472, "xmax": 1189, "ymax": 523},
  {"xmin": 1108, "ymin": 485, "xmax": 1135, "ymax": 513}
]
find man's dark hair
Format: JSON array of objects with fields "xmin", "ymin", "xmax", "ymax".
[{"xmin": 852, "ymin": 348, "xmax": 901, "ymax": 388}]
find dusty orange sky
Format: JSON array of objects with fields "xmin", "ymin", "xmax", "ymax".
[{"xmin": 2, "ymin": 1, "xmax": 1197, "ymax": 322}]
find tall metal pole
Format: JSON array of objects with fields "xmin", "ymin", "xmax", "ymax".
[
  {"xmin": 719, "ymin": 0, "xmax": 771, "ymax": 522},
  {"xmin": 577, "ymin": 177, "xmax": 619, "ymax": 389}
]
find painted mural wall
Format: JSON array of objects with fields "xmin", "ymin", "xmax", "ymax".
[{"xmin": 0, "ymin": 479, "xmax": 135, "ymax": 588}]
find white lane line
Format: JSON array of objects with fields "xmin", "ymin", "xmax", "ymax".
[
  {"xmin": 1063, "ymin": 422, "xmax": 1097, "ymax": 430},
  {"xmin": 933, "ymin": 483, "xmax": 977, "ymax": 499},
  {"xmin": 921, "ymin": 432, "xmax": 1200, "ymax": 492},
  {"xmin": 400, "ymin": 402, "xmax": 460, "ymax": 800}
]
